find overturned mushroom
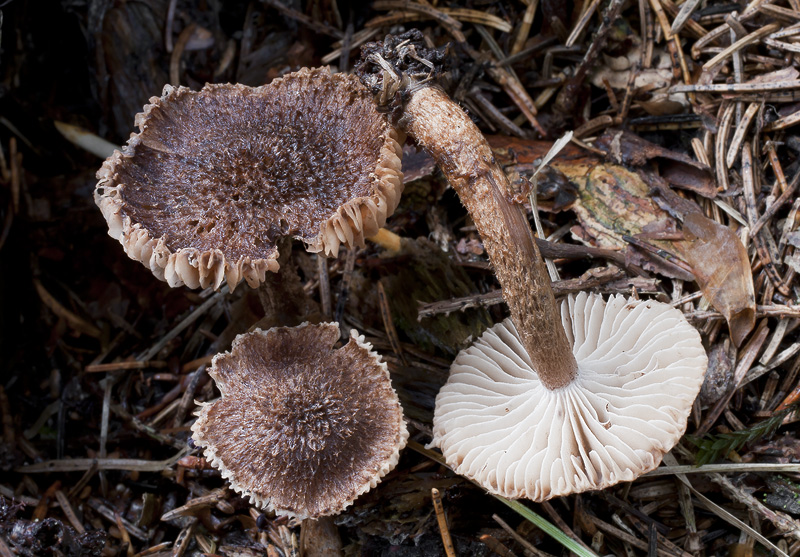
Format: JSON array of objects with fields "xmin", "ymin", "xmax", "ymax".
[
  {"xmin": 191, "ymin": 322, "xmax": 408, "ymax": 519},
  {"xmin": 95, "ymin": 67, "xmax": 403, "ymax": 290},
  {"xmin": 432, "ymin": 293, "xmax": 707, "ymax": 500},
  {"xmin": 356, "ymin": 33, "xmax": 707, "ymax": 499}
]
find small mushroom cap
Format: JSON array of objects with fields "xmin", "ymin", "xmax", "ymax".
[
  {"xmin": 191, "ymin": 322, "xmax": 408, "ymax": 519},
  {"xmin": 431, "ymin": 292, "xmax": 707, "ymax": 501},
  {"xmin": 95, "ymin": 67, "xmax": 404, "ymax": 291}
]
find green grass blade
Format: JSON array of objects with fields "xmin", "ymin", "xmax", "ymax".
[
  {"xmin": 495, "ymin": 497, "xmax": 599, "ymax": 557},
  {"xmin": 407, "ymin": 441, "xmax": 599, "ymax": 556}
]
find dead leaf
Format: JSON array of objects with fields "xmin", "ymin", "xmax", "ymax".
[
  {"xmin": 570, "ymin": 163, "xmax": 673, "ymax": 249},
  {"xmin": 677, "ymin": 212, "xmax": 756, "ymax": 347},
  {"xmin": 637, "ymin": 96, "xmax": 689, "ymax": 116},
  {"xmin": 486, "ymin": 135, "xmax": 600, "ymax": 181},
  {"xmin": 486, "ymin": 135, "xmax": 597, "ymax": 210},
  {"xmin": 647, "ymin": 171, "xmax": 707, "ymax": 219},
  {"xmin": 590, "ymin": 45, "xmax": 688, "ymax": 115},
  {"xmin": 402, "ymin": 145, "xmax": 437, "ymax": 183}
]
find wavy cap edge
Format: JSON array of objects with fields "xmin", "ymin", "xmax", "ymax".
[
  {"xmin": 95, "ymin": 68, "xmax": 404, "ymax": 290},
  {"xmin": 190, "ymin": 322, "xmax": 409, "ymax": 519}
]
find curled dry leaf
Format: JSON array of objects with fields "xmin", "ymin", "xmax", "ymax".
[{"xmin": 677, "ymin": 212, "xmax": 756, "ymax": 347}]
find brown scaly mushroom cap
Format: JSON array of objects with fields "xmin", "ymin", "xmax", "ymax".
[
  {"xmin": 95, "ymin": 67, "xmax": 404, "ymax": 290},
  {"xmin": 191, "ymin": 322, "xmax": 408, "ymax": 519},
  {"xmin": 432, "ymin": 293, "xmax": 707, "ymax": 501}
]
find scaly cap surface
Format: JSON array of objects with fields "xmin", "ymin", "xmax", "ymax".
[
  {"xmin": 191, "ymin": 322, "xmax": 408, "ymax": 519},
  {"xmin": 96, "ymin": 68, "xmax": 404, "ymax": 290}
]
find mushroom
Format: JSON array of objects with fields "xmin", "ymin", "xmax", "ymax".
[
  {"xmin": 95, "ymin": 67, "xmax": 404, "ymax": 291},
  {"xmin": 191, "ymin": 322, "xmax": 408, "ymax": 519},
  {"xmin": 432, "ymin": 292, "xmax": 707, "ymax": 500},
  {"xmin": 93, "ymin": 69, "xmax": 410, "ymax": 520},
  {"xmin": 355, "ymin": 33, "xmax": 707, "ymax": 499}
]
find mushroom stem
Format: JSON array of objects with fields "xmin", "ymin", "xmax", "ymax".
[
  {"xmin": 301, "ymin": 516, "xmax": 343, "ymax": 556},
  {"xmin": 367, "ymin": 227, "xmax": 403, "ymax": 253},
  {"xmin": 257, "ymin": 237, "xmax": 318, "ymax": 328},
  {"xmin": 403, "ymin": 87, "xmax": 577, "ymax": 389}
]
